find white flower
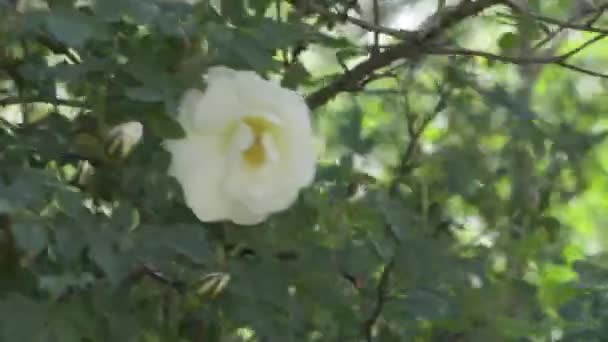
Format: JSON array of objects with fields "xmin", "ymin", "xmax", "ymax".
[
  {"xmin": 165, "ymin": 67, "xmax": 316, "ymax": 225},
  {"xmin": 106, "ymin": 121, "xmax": 143, "ymax": 158}
]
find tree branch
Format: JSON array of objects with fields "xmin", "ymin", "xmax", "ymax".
[
  {"xmin": 426, "ymin": 33, "xmax": 608, "ymax": 78},
  {"xmin": 363, "ymin": 259, "xmax": 395, "ymax": 342},
  {"xmin": 362, "ymin": 83, "xmax": 449, "ymax": 340},
  {"xmin": 427, "ymin": 33, "xmax": 605, "ymax": 64},
  {"xmin": 0, "ymin": 96, "xmax": 87, "ymax": 108},
  {"xmin": 532, "ymin": 2, "xmax": 607, "ymax": 50},
  {"xmin": 35, "ymin": 34, "xmax": 81, "ymax": 64},
  {"xmin": 555, "ymin": 61, "xmax": 608, "ymax": 79},
  {"xmin": 308, "ymin": 1, "xmax": 414, "ymax": 40},
  {"xmin": 504, "ymin": 0, "xmax": 608, "ymax": 35},
  {"xmin": 305, "ymin": 0, "xmax": 504, "ymax": 110}
]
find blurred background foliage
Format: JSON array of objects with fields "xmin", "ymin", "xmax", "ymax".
[{"xmin": 2, "ymin": 0, "xmax": 608, "ymax": 341}]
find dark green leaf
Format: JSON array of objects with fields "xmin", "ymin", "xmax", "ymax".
[
  {"xmin": 125, "ymin": 87, "xmax": 164, "ymax": 103},
  {"xmin": 144, "ymin": 112, "xmax": 185, "ymax": 139},
  {"xmin": 46, "ymin": 10, "xmax": 97, "ymax": 47},
  {"xmin": 11, "ymin": 222, "xmax": 48, "ymax": 256}
]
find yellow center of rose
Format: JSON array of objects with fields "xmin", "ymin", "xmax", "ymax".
[{"xmin": 241, "ymin": 116, "xmax": 275, "ymax": 168}]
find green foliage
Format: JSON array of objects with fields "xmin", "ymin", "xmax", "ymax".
[{"xmin": 2, "ymin": 0, "xmax": 608, "ymax": 341}]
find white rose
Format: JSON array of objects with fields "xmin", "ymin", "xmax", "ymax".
[{"xmin": 165, "ymin": 67, "xmax": 316, "ymax": 225}]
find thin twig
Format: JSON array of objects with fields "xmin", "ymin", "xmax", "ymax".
[
  {"xmin": 532, "ymin": 4, "xmax": 607, "ymax": 50},
  {"xmin": 363, "ymin": 259, "xmax": 395, "ymax": 341},
  {"xmin": 427, "ymin": 33, "xmax": 607, "ymax": 64},
  {"xmin": 0, "ymin": 96, "xmax": 87, "ymax": 108},
  {"xmin": 309, "ymin": 1, "xmax": 414, "ymax": 40},
  {"xmin": 556, "ymin": 61, "xmax": 608, "ymax": 79},
  {"xmin": 363, "ymin": 85, "xmax": 449, "ymax": 340},
  {"xmin": 504, "ymin": 0, "xmax": 608, "ymax": 35},
  {"xmin": 392, "ymin": 86, "xmax": 448, "ymax": 194},
  {"xmin": 372, "ymin": 0, "xmax": 381, "ymax": 54},
  {"xmin": 276, "ymin": 0, "xmax": 290, "ymax": 66},
  {"xmin": 426, "ymin": 32, "xmax": 608, "ymax": 79},
  {"xmin": 35, "ymin": 35, "xmax": 81, "ymax": 64}
]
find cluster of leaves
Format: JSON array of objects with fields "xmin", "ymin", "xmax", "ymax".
[{"xmin": 2, "ymin": 0, "xmax": 608, "ymax": 341}]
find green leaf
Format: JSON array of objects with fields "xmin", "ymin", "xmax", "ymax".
[
  {"xmin": 74, "ymin": 133, "xmax": 107, "ymax": 163},
  {"xmin": 46, "ymin": 10, "xmax": 96, "ymax": 47},
  {"xmin": 11, "ymin": 222, "xmax": 48, "ymax": 256},
  {"xmin": 242, "ymin": 18, "xmax": 309, "ymax": 50},
  {"xmin": 0, "ymin": 198, "xmax": 13, "ymax": 214},
  {"xmin": 54, "ymin": 223, "xmax": 89, "ymax": 262},
  {"xmin": 281, "ymin": 61, "xmax": 311, "ymax": 89},
  {"xmin": 573, "ymin": 259, "xmax": 608, "ymax": 288},
  {"xmin": 206, "ymin": 23, "xmax": 279, "ymax": 72},
  {"xmin": 55, "ymin": 188, "xmax": 85, "ymax": 218},
  {"xmin": 0, "ymin": 295, "xmax": 49, "ymax": 342},
  {"xmin": 559, "ymin": 294, "xmax": 592, "ymax": 322},
  {"xmin": 0, "ymin": 170, "xmax": 52, "ymax": 210},
  {"xmin": 135, "ymin": 224, "xmax": 209, "ymax": 264},
  {"xmin": 92, "ymin": 0, "xmax": 160, "ymax": 24},
  {"xmin": 89, "ymin": 234, "xmax": 134, "ymax": 285},
  {"xmin": 221, "ymin": 0, "xmax": 246, "ymax": 23},
  {"xmin": 39, "ymin": 273, "xmax": 95, "ymax": 298},
  {"xmin": 144, "ymin": 112, "xmax": 185, "ymax": 139},
  {"xmin": 498, "ymin": 32, "xmax": 519, "ymax": 54},
  {"xmin": 125, "ymin": 87, "xmax": 164, "ymax": 103},
  {"xmin": 44, "ymin": 318, "xmax": 82, "ymax": 342},
  {"xmin": 386, "ymin": 290, "xmax": 454, "ymax": 321},
  {"xmin": 250, "ymin": 0, "xmax": 273, "ymax": 16}
]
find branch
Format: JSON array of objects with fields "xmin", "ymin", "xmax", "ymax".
[
  {"xmin": 0, "ymin": 96, "xmax": 87, "ymax": 108},
  {"xmin": 305, "ymin": 0, "xmax": 504, "ymax": 110},
  {"xmin": 390, "ymin": 84, "xmax": 449, "ymax": 195},
  {"xmin": 308, "ymin": 1, "xmax": 414, "ymax": 40},
  {"xmin": 35, "ymin": 34, "xmax": 81, "ymax": 64},
  {"xmin": 532, "ymin": 3, "xmax": 607, "ymax": 50},
  {"xmin": 363, "ymin": 259, "xmax": 395, "ymax": 342},
  {"xmin": 372, "ymin": 0, "xmax": 380, "ymax": 54},
  {"xmin": 426, "ymin": 33, "xmax": 608, "ymax": 78},
  {"xmin": 362, "ymin": 84, "xmax": 448, "ymax": 340},
  {"xmin": 555, "ymin": 61, "xmax": 608, "ymax": 79},
  {"xmin": 505, "ymin": 0, "xmax": 608, "ymax": 35}
]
